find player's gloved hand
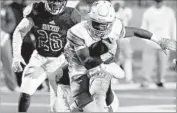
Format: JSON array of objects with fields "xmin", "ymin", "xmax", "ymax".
[
  {"xmin": 151, "ymin": 35, "xmax": 177, "ymax": 54},
  {"xmin": 100, "ymin": 38, "xmax": 117, "ymax": 63},
  {"xmin": 12, "ymin": 56, "xmax": 26, "ymax": 72},
  {"xmin": 159, "ymin": 38, "xmax": 176, "ymax": 54},
  {"xmin": 102, "ymin": 38, "xmax": 117, "ymax": 55}
]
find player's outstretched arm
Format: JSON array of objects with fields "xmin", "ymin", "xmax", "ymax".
[
  {"xmin": 12, "ymin": 17, "xmax": 34, "ymax": 72},
  {"xmin": 124, "ymin": 27, "xmax": 177, "ymax": 53},
  {"xmin": 124, "ymin": 27, "xmax": 152, "ymax": 40}
]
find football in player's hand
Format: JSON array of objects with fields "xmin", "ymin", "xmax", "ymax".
[{"xmin": 89, "ymin": 38, "xmax": 111, "ymax": 57}]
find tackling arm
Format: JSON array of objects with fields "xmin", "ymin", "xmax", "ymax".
[
  {"xmin": 124, "ymin": 27, "xmax": 153, "ymax": 40},
  {"xmin": 124, "ymin": 27, "xmax": 177, "ymax": 52}
]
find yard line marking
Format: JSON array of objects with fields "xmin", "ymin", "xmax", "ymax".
[
  {"xmin": 119, "ymin": 105, "xmax": 176, "ymax": 108},
  {"xmin": 1, "ymin": 103, "xmax": 175, "ymax": 112},
  {"xmin": 116, "ymin": 105, "xmax": 176, "ymax": 112},
  {"xmin": 117, "ymin": 94, "xmax": 176, "ymax": 100},
  {"xmin": 0, "ymin": 102, "xmax": 49, "ymax": 107}
]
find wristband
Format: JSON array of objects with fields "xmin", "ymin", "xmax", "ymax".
[
  {"xmin": 87, "ymin": 63, "xmax": 106, "ymax": 78},
  {"xmin": 151, "ymin": 34, "xmax": 160, "ymax": 43},
  {"xmin": 100, "ymin": 52, "xmax": 113, "ymax": 62}
]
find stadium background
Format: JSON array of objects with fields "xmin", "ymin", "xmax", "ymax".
[{"xmin": 0, "ymin": 0, "xmax": 176, "ymax": 112}]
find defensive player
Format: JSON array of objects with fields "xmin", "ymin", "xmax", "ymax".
[
  {"xmin": 12, "ymin": 0, "xmax": 81, "ymax": 112},
  {"xmin": 65, "ymin": 1, "xmax": 176, "ymax": 112}
]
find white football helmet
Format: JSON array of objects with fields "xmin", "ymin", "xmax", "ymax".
[
  {"xmin": 88, "ymin": 1, "xmax": 116, "ymax": 39},
  {"xmin": 45, "ymin": 0, "xmax": 67, "ymax": 15}
]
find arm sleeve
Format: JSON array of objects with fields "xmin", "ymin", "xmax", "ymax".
[
  {"xmin": 124, "ymin": 27, "xmax": 153, "ymax": 40},
  {"xmin": 12, "ymin": 17, "xmax": 34, "ymax": 58},
  {"xmin": 109, "ymin": 19, "xmax": 126, "ymax": 40}
]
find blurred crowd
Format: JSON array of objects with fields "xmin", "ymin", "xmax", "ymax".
[{"xmin": 0, "ymin": 0, "xmax": 176, "ymax": 92}]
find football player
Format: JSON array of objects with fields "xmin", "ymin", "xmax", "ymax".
[
  {"xmin": 12, "ymin": 0, "xmax": 81, "ymax": 112},
  {"xmin": 65, "ymin": 1, "xmax": 176, "ymax": 112}
]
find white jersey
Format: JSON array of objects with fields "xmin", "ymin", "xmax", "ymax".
[{"xmin": 65, "ymin": 18, "xmax": 125, "ymax": 76}]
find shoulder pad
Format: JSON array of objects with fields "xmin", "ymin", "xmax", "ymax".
[
  {"xmin": 70, "ymin": 22, "xmax": 86, "ymax": 39},
  {"xmin": 108, "ymin": 18, "xmax": 125, "ymax": 39},
  {"xmin": 115, "ymin": 18, "xmax": 124, "ymax": 28},
  {"xmin": 23, "ymin": 3, "xmax": 34, "ymax": 18},
  {"xmin": 23, "ymin": 2, "xmax": 41, "ymax": 18},
  {"xmin": 67, "ymin": 22, "xmax": 86, "ymax": 47}
]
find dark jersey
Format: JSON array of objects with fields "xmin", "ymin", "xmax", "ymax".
[{"xmin": 24, "ymin": 2, "xmax": 81, "ymax": 57}]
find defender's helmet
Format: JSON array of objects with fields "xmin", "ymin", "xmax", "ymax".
[
  {"xmin": 88, "ymin": 1, "xmax": 116, "ymax": 39},
  {"xmin": 45, "ymin": 0, "xmax": 67, "ymax": 15}
]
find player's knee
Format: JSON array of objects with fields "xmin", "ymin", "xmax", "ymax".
[{"xmin": 89, "ymin": 77, "xmax": 110, "ymax": 96}]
